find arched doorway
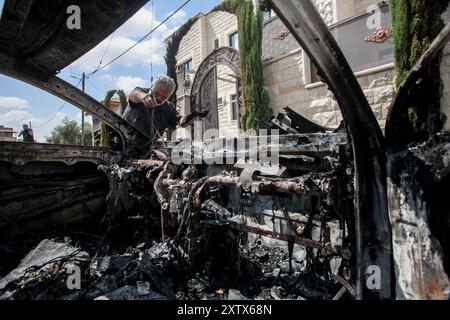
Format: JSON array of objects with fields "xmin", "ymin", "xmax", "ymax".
[{"xmin": 190, "ymin": 47, "xmax": 241, "ymax": 137}]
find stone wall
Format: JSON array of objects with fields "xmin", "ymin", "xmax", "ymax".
[
  {"xmin": 206, "ymin": 11, "xmax": 238, "ymax": 52},
  {"xmin": 263, "ymin": 51, "xmax": 305, "ymax": 115},
  {"xmin": 263, "ymin": 50, "xmax": 397, "ymax": 129},
  {"xmin": 264, "ymin": 49, "xmax": 450, "ymax": 132},
  {"xmin": 177, "ymin": 18, "xmax": 202, "ymax": 71},
  {"xmin": 216, "ymin": 64, "xmax": 239, "ymax": 135},
  {"xmin": 262, "ymin": 15, "xmax": 299, "ymax": 61},
  {"xmin": 353, "ymin": 0, "xmax": 378, "ymax": 15},
  {"xmin": 313, "ymin": 0, "xmax": 335, "ymax": 25},
  {"xmin": 176, "ymin": 11, "xmax": 238, "ymax": 73}
]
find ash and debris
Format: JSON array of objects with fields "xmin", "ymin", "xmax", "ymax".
[
  {"xmin": 0, "ymin": 132, "xmax": 353, "ymax": 301},
  {"xmin": 0, "ymin": 235, "xmax": 345, "ymax": 300},
  {"xmin": 406, "ymin": 133, "xmax": 450, "ymax": 182}
]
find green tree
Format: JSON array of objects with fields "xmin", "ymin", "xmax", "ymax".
[
  {"xmin": 46, "ymin": 117, "xmax": 92, "ymax": 145},
  {"xmin": 237, "ymin": 0, "xmax": 272, "ymax": 131},
  {"xmin": 99, "ymin": 89, "xmax": 128, "ymax": 147},
  {"xmin": 391, "ymin": 0, "xmax": 449, "ymax": 86},
  {"xmin": 213, "ymin": 0, "xmax": 272, "ymax": 131},
  {"xmin": 117, "ymin": 90, "xmax": 128, "ymax": 115},
  {"xmin": 103, "ymin": 89, "xmax": 127, "ymax": 115},
  {"xmin": 390, "ymin": 0, "xmax": 449, "ymax": 134}
]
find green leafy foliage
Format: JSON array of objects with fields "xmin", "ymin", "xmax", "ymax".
[
  {"xmin": 390, "ymin": 0, "xmax": 449, "ymax": 133},
  {"xmin": 237, "ymin": 0, "xmax": 272, "ymax": 130},
  {"xmin": 390, "ymin": 0, "xmax": 449, "ymax": 86},
  {"xmin": 99, "ymin": 89, "xmax": 127, "ymax": 147},
  {"xmin": 117, "ymin": 90, "xmax": 128, "ymax": 115},
  {"xmin": 45, "ymin": 117, "xmax": 92, "ymax": 145},
  {"xmin": 100, "ymin": 122, "xmax": 109, "ymax": 148},
  {"xmin": 213, "ymin": 0, "xmax": 272, "ymax": 130},
  {"xmin": 212, "ymin": 0, "xmax": 240, "ymax": 14}
]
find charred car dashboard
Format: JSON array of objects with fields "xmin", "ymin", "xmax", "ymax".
[{"xmin": 0, "ymin": 0, "xmax": 449, "ymax": 301}]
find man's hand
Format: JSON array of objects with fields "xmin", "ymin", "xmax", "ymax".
[
  {"xmin": 141, "ymin": 93, "xmax": 157, "ymax": 109},
  {"xmin": 129, "ymin": 89, "xmax": 157, "ymax": 109}
]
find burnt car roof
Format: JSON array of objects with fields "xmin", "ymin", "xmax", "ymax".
[
  {"xmin": 0, "ymin": 0, "xmax": 147, "ymax": 79},
  {"xmin": 0, "ymin": 0, "xmax": 152, "ymax": 155}
]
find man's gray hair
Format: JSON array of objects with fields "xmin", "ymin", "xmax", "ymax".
[{"xmin": 153, "ymin": 74, "xmax": 176, "ymax": 94}]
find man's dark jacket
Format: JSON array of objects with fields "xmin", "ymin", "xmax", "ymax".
[{"xmin": 123, "ymin": 87, "xmax": 178, "ymax": 139}]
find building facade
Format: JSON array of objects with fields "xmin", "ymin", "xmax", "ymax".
[
  {"xmin": 168, "ymin": 0, "xmax": 450, "ymax": 135},
  {"xmin": 0, "ymin": 125, "xmax": 17, "ymax": 142}
]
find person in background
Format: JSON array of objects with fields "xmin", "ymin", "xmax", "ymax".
[{"xmin": 18, "ymin": 124, "xmax": 34, "ymax": 143}]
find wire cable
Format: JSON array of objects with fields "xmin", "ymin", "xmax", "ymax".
[
  {"xmin": 86, "ymin": 77, "xmax": 105, "ymax": 97},
  {"xmin": 34, "ymin": 78, "xmax": 82, "ymax": 129},
  {"xmin": 88, "ymin": 0, "xmax": 191, "ymax": 76},
  {"xmin": 91, "ymin": 34, "xmax": 115, "ymax": 75},
  {"xmin": 149, "ymin": 0, "xmax": 154, "ymax": 83}
]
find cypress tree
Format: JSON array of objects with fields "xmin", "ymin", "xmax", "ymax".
[
  {"xmin": 238, "ymin": 0, "xmax": 272, "ymax": 130},
  {"xmin": 390, "ymin": 0, "xmax": 449, "ymax": 135},
  {"xmin": 99, "ymin": 90, "xmax": 117, "ymax": 147},
  {"xmin": 213, "ymin": 0, "xmax": 272, "ymax": 131},
  {"xmin": 116, "ymin": 90, "xmax": 128, "ymax": 116}
]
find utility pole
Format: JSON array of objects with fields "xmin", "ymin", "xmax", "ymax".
[{"xmin": 81, "ymin": 72, "xmax": 85, "ymax": 146}]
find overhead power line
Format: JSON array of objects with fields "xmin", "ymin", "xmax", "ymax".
[
  {"xmin": 88, "ymin": 0, "xmax": 192, "ymax": 76},
  {"xmin": 150, "ymin": 0, "xmax": 154, "ymax": 83},
  {"xmin": 91, "ymin": 34, "xmax": 115, "ymax": 75},
  {"xmin": 86, "ymin": 77, "xmax": 105, "ymax": 97},
  {"xmin": 34, "ymin": 78, "xmax": 82, "ymax": 129}
]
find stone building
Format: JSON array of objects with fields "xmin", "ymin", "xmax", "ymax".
[
  {"xmin": 0, "ymin": 125, "xmax": 17, "ymax": 142},
  {"xmin": 172, "ymin": 10, "xmax": 242, "ymax": 137},
  {"xmin": 167, "ymin": 0, "xmax": 450, "ymax": 135}
]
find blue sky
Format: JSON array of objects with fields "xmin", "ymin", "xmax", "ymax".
[{"xmin": 0, "ymin": 0, "xmax": 222, "ymax": 142}]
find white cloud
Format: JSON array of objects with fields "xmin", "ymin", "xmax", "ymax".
[
  {"xmin": 0, "ymin": 97, "xmax": 74, "ymax": 142},
  {"xmin": 32, "ymin": 111, "xmax": 68, "ymax": 143},
  {"xmin": 0, "ymin": 110, "xmax": 32, "ymax": 123},
  {"xmin": 115, "ymin": 76, "xmax": 148, "ymax": 93},
  {"xmin": 70, "ymin": 6, "xmax": 188, "ymax": 72},
  {"xmin": 0, "ymin": 97, "xmax": 32, "ymax": 110},
  {"xmin": 0, "ymin": 109, "xmax": 69, "ymax": 143},
  {"xmin": 167, "ymin": 9, "xmax": 188, "ymax": 28},
  {"xmin": 72, "ymin": 36, "xmax": 164, "ymax": 73},
  {"xmin": 99, "ymin": 74, "xmax": 115, "ymax": 82},
  {"xmin": 114, "ymin": 7, "xmax": 168, "ymax": 39},
  {"xmin": 31, "ymin": 111, "xmax": 66, "ymax": 128}
]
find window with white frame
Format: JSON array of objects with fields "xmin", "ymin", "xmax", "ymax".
[
  {"xmin": 230, "ymin": 94, "xmax": 239, "ymax": 120},
  {"xmin": 229, "ymin": 32, "xmax": 239, "ymax": 50},
  {"xmin": 183, "ymin": 59, "xmax": 193, "ymax": 71}
]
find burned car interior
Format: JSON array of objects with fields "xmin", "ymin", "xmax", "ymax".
[{"xmin": 0, "ymin": 0, "xmax": 450, "ymax": 301}]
